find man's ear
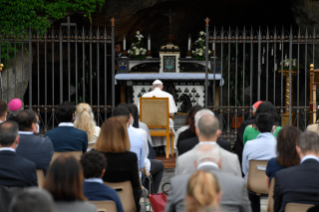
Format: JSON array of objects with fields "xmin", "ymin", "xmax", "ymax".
[
  {"xmin": 217, "ymin": 191, "xmax": 223, "ymax": 204},
  {"xmin": 72, "ymin": 113, "xmax": 75, "ymax": 120},
  {"xmin": 195, "ymin": 127, "xmax": 200, "ymax": 136},
  {"xmin": 296, "ymin": 146, "xmax": 301, "ymax": 156},
  {"xmin": 100, "ymin": 169, "xmax": 106, "ymax": 178},
  {"xmin": 194, "ymin": 161, "xmax": 198, "ymax": 169},
  {"xmin": 15, "ymin": 135, "xmax": 20, "ymax": 145},
  {"xmin": 218, "ymin": 158, "xmax": 222, "ymax": 169},
  {"xmin": 216, "ymin": 129, "xmax": 221, "ymax": 138}
]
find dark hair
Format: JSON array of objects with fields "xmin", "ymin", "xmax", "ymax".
[
  {"xmin": 0, "ymin": 101, "xmax": 7, "ymax": 117},
  {"xmin": 298, "ymin": 131, "xmax": 319, "ymax": 154},
  {"xmin": 0, "ymin": 121, "xmax": 19, "ymax": 147},
  {"xmin": 188, "ymin": 106, "xmax": 203, "ymax": 133},
  {"xmin": 185, "ymin": 105, "xmax": 203, "ymax": 125},
  {"xmin": 16, "ymin": 110, "xmax": 37, "ymax": 131},
  {"xmin": 80, "ymin": 150, "xmax": 107, "ymax": 179},
  {"xmin": 115, "ymin": 42, "xmax": 122, "ymax": 47},
  {"xmin": 113, "ymin": 105, "xmax": 130, "ymax": 121},
  {"xmin": 255, "ymin": 102, "xmax": 278, "ymax": 122},
  {"xmin": 128, "ymin": 104, "xmax": 139, "ymax": 128},
  {"xmin": 276, "ymin": 126, "xmax": 301, "ymax": 167},
  {"xmin": 57, "ymin": 102, "xmax": 75, "ymax": 122},
  {"xmin": 255, "ymin": 113, "xmax": 275, "ymax": 133},
  {"xmin": 9, "ymin": 188, "xmax": 54, "ymax": 212},
  {"xmin": 44, "ymin": 155, "xmax": 86, "ymax": 201}
]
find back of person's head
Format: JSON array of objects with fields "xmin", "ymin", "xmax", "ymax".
[
  {"xmin": 0, "ymin": 121, "xmax": 19, "ymax": 147},
  {"xmin": 297, "ymin": 131, "xmax": 319, "ymax": 155},
  {"xmin": 0, "ymin": 100, "xmax": 8, "ymax": 119},
  {"xmin": 80, "ymin": 150, "xmax": 106, "ymax": 179},
  {"xmin": 74, "ymin": 103, "xmax": 96, "ymax": 141},
  {"xmin": 194, "ymin": 109, "xmax": 215, "ymax": 127},
  {"xmin": 57, "ymin": 102, "xmax": 75, "ymax": 122},
  {"xmin": 252, "ymin": 101, "xmax": 263, "ymax": 114},
  {"xmin": 197, "ymin": 115, "xmax": 219, "ymax": 139},
  {"xmin": 184, "ymin": 105, "xmax": 203, "ymax": 125},
  {"xmin": 128, "ymin": 104, "xmax": 139, "ymax": 128},
  {"xmin": 276, "ymin": 126, "xmax": 301, "ymax": 167},
  {"xmin": 8, "ymin": 98, "xmax": 24, "ymax": 118},
  {"xmin": 44, "ymin": 155, "xmax": 85, "ymax": 201},
  {"xmin": 95, "ymin": 117, "xmax": 130, "ymax": 153},
  {"xmin": 187, "ymin": 105, "xmax": 203, "ymax": 133},
  {"xmin": 194, "ymin": 143, "xmax": 221, "ymax": 166},
  {"xmin": 9, "ymin": 188, "xmax": 54, "ymax": 212},
  {"xmin": 255, "ymin": 113, "xmax": 275, "ymax": 133},
  {"xmin": 112, "ymin": 105, "xmax": 130, "ymax": 123},
  {"xmin": 255, "ymin": 102, "xmax": 278, "ymax": 122},
  {"xmin": 16, "ymin": 110, "xmax": 37, "ymax": 131},
  {"xmin": 186, "ymin": 171, "xmax": 221, "ymax": 212}
]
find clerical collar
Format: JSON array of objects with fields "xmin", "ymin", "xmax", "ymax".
[
  {"xmin": 197, "ymin": 161, "xmax": 219, "ymax": 170},
  {"xmin": 58, "ymin": 123, "xmax": 74, "ymax": 127}
]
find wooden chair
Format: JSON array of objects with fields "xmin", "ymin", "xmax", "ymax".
[
  {"xmin": 140, "ymin": 96, "xmax": 175, "ymax": 158},
  {"xmin": 36, "ymin": 169, "xmax": 45, "ymax": 188},
  {"xmin": 50, "ymin": 151, "xmax": 83, "ymax": 164},
  {"xmin": 104, "ymin": 181, "xmax": 136, "ymax": 212},
  {"xmin": 267, "ymin": 178, "xmax": 275, "ymax": 212},
  {"xmin": 90, "ymin": 201, "xmax": 117, "ymax": 212},
  {"xmin": 247, "ymin": 160, "xmax": 269, "ymax": 195},
  {"xmin": 88, "ymin": 143, "xmax": 95, "ymax": 150},
  {"xmin": 284, "ymin": 203, "xmax": 314, "ymax": 212}
]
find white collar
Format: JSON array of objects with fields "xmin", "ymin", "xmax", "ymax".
[
  {"xmin": 0, "ymin": 147, "xmax": 15, "ymax": 152},
  {"xmin": 0, "ymin": 120, "xmax": 3, "ymax": 124},
  {"xmin": 58, "ymin": 122, "xmax": 74, "ymax": 127},
  {"xmin": 198, "ymin": 141, "xmax": 217, "ymax": 146},
  {"xmin": 19, "ymin": 131, "xmax": 34, "ymax": 135},
  {"xmin": 300, "ymin": 155, "xmax": 319, "ymax": 164},
  {"xmin": 197, "ymin": 161, "xmax": 219, "ymax": 170},
  {"xmin": 84, "ymin": 178, "xmax": 103, "ymax": 184}
]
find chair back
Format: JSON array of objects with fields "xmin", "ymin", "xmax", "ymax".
[
  {"xmin": 104, "ymin": 181, "xmax": 136, "ymax": 212},
  {"xmin": 36, "ymin": 169, "xmax": 45, "ymax": 188},
  {"xmin": 90, "ymin": 201, "xmax": 117, "ymax": 212},
  {"xmin": 267, "ymin": 178, "xmax": 275, "ymax": 212},
  {"xmin": 0, "ymin": 185, "xmax": 24, "ymax": 212},
  {"xmin": 284, "ymin": 203, "xmax": 314, "ymax": 212},
  {"xmin": 140, "ymin": 97, "xmax": 169, "ymax": 130},
  {"xmin": 88, "ymin": 143, "xmax": 95, "ymax": 149},
  {"xmin": 247, "ymin": 160, "xmax": 268, "ymax": 195},
  {"xmin": 50, "ymin": 151, "xmax": 83, "ymax": 164}
]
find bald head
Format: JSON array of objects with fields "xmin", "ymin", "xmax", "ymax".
[
  {"xmin": 197, "ymin": 115, "xmax": 220, "ymax": 141},
  {"xmin": 194, "ymin": 109, "xmax": 215, "ymax": 127}
]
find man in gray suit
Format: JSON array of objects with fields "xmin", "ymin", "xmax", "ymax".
[
  {"xmin": 175, "ymin": 109, "xmax": 241, "ymax": 177},
  {"xmin": 166, "ymin": 143, "xmax": 251, "ymax": 212}
]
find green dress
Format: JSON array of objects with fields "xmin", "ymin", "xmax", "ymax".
[{"xmin": 243, "ymin": 125, "xmax": 282, "ymax": 145}]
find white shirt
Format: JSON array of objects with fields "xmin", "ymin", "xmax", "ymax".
[
  {"xmin": 301, "ymin": 155, "xmax": 319, "ymax": 164},
  {"xmin": 58, "ymin": 122, "xmax": 74, "ymax": 127},
  {"xmin": 84, "ymin": 178, "xmax": 103, "ymax": 184},
  {"xmin": 141, "ymin": 87, "xmax": 177, "ymax": 114},
  {"xmin": 89, "ymin": 126, "xmax": 101, "ymax": 144},
  {"xmin": 197, "ymin": 161, "xmax": 219, "ymax": 170},
  {"xmin": 0, "ymin": 147, "xmax": 15, "ymax": 152},
  {"xmin": 19, "ymin": 131, "xmax": 34, "ymax": 135}
]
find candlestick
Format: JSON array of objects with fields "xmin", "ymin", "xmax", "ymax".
[
  {"xmin": 188, "ymin": 35, "xmax": 191, "ymax": 51},
  {"xmin": 279, "ymin": 43, "xmax": 281, "ymax": 51},
  {"xmin": 148, "ymin": 35, "xmax": 151, "ymax": 51},
  {"xmin": 263, "ymin": 46, "xmax": 265, "ymax": 54},
  {"xmin": 213, "ymin": 42, "xmax": 215, "ymax": 51},
  {"xmin": 262, "ymin": 55, "xmax": 264, "ymax": 64},
  {"xmin": 123, "ymin": 35, "xmax": 126, "ymax": 51},
  {"xmin": 271, "ymin": 46, "xmax": 273, "ymax": 56}
]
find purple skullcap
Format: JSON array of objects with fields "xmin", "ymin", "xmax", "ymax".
[{"xmin": 8, "ymin": 98, "xmax": 23, "ymax": 111}]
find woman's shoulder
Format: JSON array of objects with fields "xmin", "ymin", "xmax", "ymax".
[{"xmin": 54, "ymin": 201, "xmax": 96, "ymax": 212}]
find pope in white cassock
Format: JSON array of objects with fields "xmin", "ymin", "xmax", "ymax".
[{"xmin": 140, "ymin": 79, "xmax": 177, "ymax": 148}]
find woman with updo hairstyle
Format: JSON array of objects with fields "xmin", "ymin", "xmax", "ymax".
[
  {"xmin": 186, "ymin": 171, "xmax": 222, "ymax": 212},
  {"xmin": 74, "ymin": 103, "xmax": 101, "ymax": 145}
]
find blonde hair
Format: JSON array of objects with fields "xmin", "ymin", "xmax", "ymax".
[
  {"xmin": 95, "ymin": 117, "xmax": 130, "ymax": 153},
  {"xmin": 186, "ymin": 171, "xmax": 221, "ymax": 212},
  {"xmin": 74, "ymin": 103, "xmax": 96, "ymax": 142}
]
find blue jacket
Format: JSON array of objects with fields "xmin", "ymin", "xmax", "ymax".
[
  {"xmin": 83, "ymin": 181, "xmax": 124, "ymax": 212},
  {"xmin": 45, "ymin": 126, "xmax": 88, "ymax": 153}
]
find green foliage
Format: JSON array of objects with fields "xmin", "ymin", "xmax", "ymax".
[{"xmin": 0, "ymin": 0, "xmax": 105, "ymax": 67}]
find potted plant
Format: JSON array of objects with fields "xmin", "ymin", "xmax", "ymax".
[{"xmin": 128, "ymin": 31, "xmax": 147, "ymax": 60}]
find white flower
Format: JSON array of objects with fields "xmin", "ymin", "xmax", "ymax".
[
  {"xmin": 199, "ymin": 52, "xmax": 203, "ymax": 56},
  {"xmin": 136, "ymin": 31, "xmax": 140, "ymax": 35},
  {"xmin": 208, "ymin": 50, "xmax": 211, "ymax": 54},
  {"xmin": 128, "ymin": 50, "xmax": 131, "ymax": 54},
  {"xmin": 142, "ymin": 52, "xmax": 146, "ymax": 55},
  {"xmin": 200, "ymin": 31, "xmax": 204, "ymax": 35},
  {"xmin": 138, "ymin": 37, "xmax": 141, "ymax": 41},
  {"xmin": 198, "ymin": 38, "xmax": 202, "ymax": 41},
  {"xmin": 136, "ymin": 52, "xmax": 140, "ymax": 55},
  {"xmin": 133, "ymin": 47, "xmax": 136, "ymax": 50},
  {"xmin": 203, "ymin": 46, "xmax": 206, "ymax": 49},
  {"xmin": 192, "ymin": 50, "xmax": 195, "ymax": 53}
]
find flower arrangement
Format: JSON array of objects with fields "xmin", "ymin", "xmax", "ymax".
[
  {"xmin": 192, "ymin": 31, "xmax": 211, "ymax": 60},
  {"xmin": 280, "ymin": 58, "xmax": 297, "ymax": 69},
  {"xmin": 128, "ymin": 31, "xmax": 147, "ymax": 60}
]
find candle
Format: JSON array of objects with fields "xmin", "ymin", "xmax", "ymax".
[
  {"xmin": 213, "ymin": 43, "xmax": 215, "ymax": 51},
  {"xmin": 285, "ymin": 53, "xmax": 287, "ymax": 61},
  {"xmin": 263, "ymin": 46, "xmax": 265, "ymax": 54},
  {"xmin": 271, "ymin": 46, "xmax": 273, "ymax": 56},
  {"xmin": 123, "ymin": 35, "xmax": 126, "ymax": 51},
  {"xmin": 148, "ymin": 35, "xmax": 151, "ymax": 51},
  {"xmin": 262, "ymin": 55, "xmax": 264, "ymax": 64},
  {"xmin": 279, "ymin": 43, "xmax": 281, "ymax": 50},
  {"xmin": 188, "ymin": 35, "xmax": 191, "ymax": 51}
]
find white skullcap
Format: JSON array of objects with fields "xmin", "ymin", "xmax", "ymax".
[{"xmin": 152, "ymin": 79, "xmax": 163, "ymax": 86}]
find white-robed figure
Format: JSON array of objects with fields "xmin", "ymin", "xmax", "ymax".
[{"xmin": 140, "ymin": 79, "xmax": 177, "ymax": 148}]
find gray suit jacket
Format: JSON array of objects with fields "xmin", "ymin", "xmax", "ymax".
[
  {"xmin": 175, "ymin": 143, "xmax": 242, "ymax": 177},
  {"xmin": 165, "ymin": 165, "xmax": 251, "ymax": 212}
]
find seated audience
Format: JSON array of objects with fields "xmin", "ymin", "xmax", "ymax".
[
  {"xmin": 44, "ymin": 155, "xmax": 96, "ymax": 212},
  {"xmin": 233, "ymin": 101, "xmax": 262, "ymax": 173},
  {"xmin": 242, "ymin": 113, "xmax": 277, "ymax": 212},
  {"xmin": 74, "ymin": 103, "xmax": 100, "ymax": 145},
  {"xmin": 265, "ymin": 126, "xmax": 301, "ymax": 189},
  {"xmin": 7, "ymin": 98, "xmax": 24, "ymax": 122},
  {"xmin": 45, "ymin": 102, "xmax": 88, "ymax": 153},
  {"xmin": 9, "ymin": 188, "xmax": 54, "ymax": 212},
  {"xmin": 95, "ymin": 117, "xmax": 142, "ymax": 212},
  {"xmin": 113, "ymin": 105, "xmax": 145, "ymax": 172},
  {"xmin": 175, "ymin": 110, "xmax": 241, "ymax": 177},
  {"xmin": 274, "ymin": 131, "xmax": 319, "ymax": 212},
  {"xmin": 243, "ymin": 102, "xmax": 281, "ymax": 145},
  {"xmin": 0, "ymin": 100, "xmax": 8, "ymax": 123},
  {"xmin": 16, "ymin": 110, "xmax": 54, "ymax": 174},
  {"xmin": 80, "ymin": 150, "xmax": 124, "ymax": 212},
  {"xmin": 0, "ymin": 121, "xmax": 37, "ymax": 187},
  {"xmin": 178, "ymin": 109, "xmax": 231, "ymax": 156},
  {"xmin": 166, "ymin": 143, "xmax": 251, "ymax": 212}
]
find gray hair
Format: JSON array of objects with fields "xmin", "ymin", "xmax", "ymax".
[
  {"xmin": 194, "ymin": 143, "xmax": 221, "ymax": 165},
  {"xmin": 298, "ymin": 131, "xmax": 319, "ymax": 154},
  {"xmin": 9, "ymin": 188, "xmax": 54, "ymax": 212},
  {"xmin": 0, "ymin": 121, "xmax": 19, "ymax": 147},
  {"xmin": 197, "ymin": 115, "xmax": 219, "ymax": 139},
  {"xmin": 9, "ymin": 107, "xmax": 24, "ymax": 118},
  {"xmin": 194, "ymin": 109, "xmax": 215, "ymax": 127}
]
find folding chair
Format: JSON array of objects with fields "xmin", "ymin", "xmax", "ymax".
[
  {"xmin": 50, "ymin": 151, "xmax": 83, "ymax": 164},
  {"xmin": 284, "ymin": 203, "xmax": 314, "ymax": 212},
  {"xmin": 247, "ymin": 160, "xmax": 269, "ymax": 195},
  {"xmin": 267, "ymin": 178, "xmax": 275, "ymax": 212},
  {"xmin": 90, "ymin": 201, "xmax": 117, "ymax": 212},
  {"xmin": 36, "ymin": 169, "xmax": 45, "ymax": 188}
]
